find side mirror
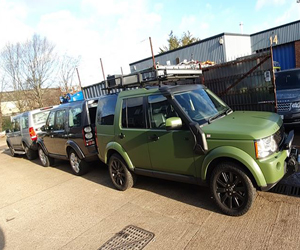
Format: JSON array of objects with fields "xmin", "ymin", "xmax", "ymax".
[
  {"xmin": 40, "ymin": 125, "xmax": 46, "ymax": 131},
  {"xmin": 5, "ymin": 129, "xmax": 10, "ymax": 134},
  {"xmin": 166, "ymin": 117, "xmax": 182, "ymax": 130}
]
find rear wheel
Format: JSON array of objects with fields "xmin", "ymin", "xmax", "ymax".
[
  {"xmin": 24, "ymin": 144, "xmax": 38, "ymax": 160},
  {"xmin": 38, "ymin": 146, "xmax": 54, "ymax": 167},
  {"xmin": 69, "ymin": 149, "xmax": 89, "ymax": 176},
  {"xmin": 108, "ymin": 154, "xmax": 136, "ymax": 191},
  {"xmin": 210, "ymin": 162, "xmax": 256, "ymax": 216},
  {"xmin": 8, "ymin": 144, "xmax": 16, "ymax": 157}
]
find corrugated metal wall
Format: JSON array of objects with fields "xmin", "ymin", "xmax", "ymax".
[
  {"xmin": 202, "ymin": 52, "xmax": 275, "ymax": 112},
  {"xmin": 128, "ymin": 21, "xmax": 300, "ymax": 74},
  {"xmin": 273, "ymin": 43, "xmax": 296, "ymax": 70},
  {"xmin": 251, "ymin": 20, "xmax": 300, "ymax": 51},
  {"xmin": 130, "ymin": 35, "xmax": 226, "ymax": 72},
  {"xmin": 82, "ymin": 82, "xmax": 107, "ymax": 98},
  {"xmin": 82, "ymin": 81, "xmax": 136, "ymax": 99}
]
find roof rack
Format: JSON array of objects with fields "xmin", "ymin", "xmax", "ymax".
[{"xmin": 104, "ymin": 62, "xmax": 202, "ymax": 91}]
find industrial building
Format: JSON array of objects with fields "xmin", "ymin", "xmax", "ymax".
[{"xmin": 129, "ymin": 20, "xmax": 300, "ymax": 72}]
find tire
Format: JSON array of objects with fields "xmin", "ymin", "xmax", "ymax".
[
  {"xmin": 24, "ymin": 144, "xmax": 38, "ymax": 160},
  {"xmin": 108, "ymin": 154, "xmax": 136, "ymax": 191},
  {"xmin": 38, "ymin": 146, "xmax": 54, "ymax": 167},
  {"xmin": 210, "ymin": 162, "xmax": 256, "ymax": 216},
  {"xmin": 69, "ymin": 149, "xmax": 89, "ymax": 176},
  {"xmin": 8, "ymin": 144, "xmax": 16, "ymax": 157}
]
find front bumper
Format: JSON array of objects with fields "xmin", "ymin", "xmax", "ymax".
[
  {"xmin": 280, "ymin": 111, "xmax": 300, "ymax": 126},
  {"xmin": 285, "ymin": 147, "xmax": 299, "ymax": 177},
  {"xmin": 259, "ymin": 130, "xmax": 299, "ymax": 191}
]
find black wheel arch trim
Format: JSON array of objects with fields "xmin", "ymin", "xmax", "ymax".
[
  {"xmin": 22, "ymin": 139, "xmax": 36, "ymax": 149},
  {"xmin": 36, "ymin": 139, "xmax": 49, "ymax": 155},
  {"xmin": 66, "ymin": 140, "xmax": 85, "ymax": 159}
]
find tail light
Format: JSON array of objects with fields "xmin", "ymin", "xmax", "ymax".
[
  {"xmin": 82, "ymin": 126, "xmax": 95, "ymax": 146},
  {"xmin": 29, "ymin": 127, "xmax": 37, "ymax": 141},
  {"xmin": 95, "ymin": 126, "xmax": 98, "ymax": 147}
]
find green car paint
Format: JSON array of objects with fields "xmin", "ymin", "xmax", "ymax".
[
  {"xmin": 96, "ymin": 85, "xmax": 296, "ymax": 191},
  {"xmin": 202, "ymin": 111, "xmax": 282, "ymax": 140}
]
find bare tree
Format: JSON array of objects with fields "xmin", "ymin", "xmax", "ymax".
[
  {"xmin": 58, "ymin": 54, "xmax": 81, "ymax": 93},
  {"xmin": 21, "ymin": 34, "xmax": 57, "ymax": 107},
  {"xmin": 0, "ymin": 42, "xmax": 26, "ymax": 112},
  {"xmin": 0, "ymin": 75, "xmax": 5, "ymax": 131},
  {"xmin": 0, "ymin": 34, "xmax": 58, "ymax": 110}
]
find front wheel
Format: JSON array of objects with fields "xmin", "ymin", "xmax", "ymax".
[
  {"xmin": 24, "ymin": 144, "xmax": 38, "ymax": 160},
  {"xmin": 108, "ymin": 154, "xmax": 136, "ymax": 191},
  {"xmin": 210, "ymin": 162, "xmax": 256, "ymax": 216},
  {"xmin": 69, "ymin": 149, "xmax": 89, "ymax": 176},
  {"xmin": 38, "ymin": 147, "xmax": 54, "ymax": 167}
]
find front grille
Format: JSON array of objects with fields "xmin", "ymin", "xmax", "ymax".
[
  {"xmin": 274, "ymin": 125, "xmax": 285, "ymax": 147},
  {"xmin": 278, "ymin": 102, "xmax": 291, "ymax": 112}
]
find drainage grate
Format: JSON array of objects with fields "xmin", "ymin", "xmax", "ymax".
[
  {"xmin": 99, "ymin": 225, "xmax": 155, "ymax": 250},
  {"xmin": 270, "ymin": 184, "xmax": 300, "ymax": 197}
]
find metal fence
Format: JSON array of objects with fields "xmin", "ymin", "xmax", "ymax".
[{"xmin": 202, "ymin": 51, "xmax": 276, "ymax": 112}]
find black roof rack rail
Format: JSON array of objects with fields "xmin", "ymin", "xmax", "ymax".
[{"xmin": 104, "ymin": 63, "xmax": 203, "ymax": 92}]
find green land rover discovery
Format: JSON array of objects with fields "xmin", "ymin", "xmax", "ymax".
[{"xmin": 95, "ymin": 84, "xmax": 298, "ymax": 216}]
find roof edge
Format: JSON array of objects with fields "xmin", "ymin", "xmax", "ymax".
[{"xmin": 251, "ymin": 19, "xmax": 300, "ymax": 37}]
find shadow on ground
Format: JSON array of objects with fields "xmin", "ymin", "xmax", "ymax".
[
  {"xmin": 0, "ymin": 226, "xmax": 5, "ymax": 250},
  {"xmin": 1, "ymin": 146, "xmax": 219, "ymax": 215}
]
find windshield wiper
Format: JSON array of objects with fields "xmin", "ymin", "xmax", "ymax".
[{"xmin": 208, "ymin": 108, "xmax": 232, "ymax": 124}]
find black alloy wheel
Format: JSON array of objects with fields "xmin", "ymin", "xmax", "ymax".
[
  {"xmin": 210, "ymin": 162, "xmax": 256, "ymax": 216},
  {"xmin": 108, "ymin": 154, "xmax": 136, "ymax": 191}
]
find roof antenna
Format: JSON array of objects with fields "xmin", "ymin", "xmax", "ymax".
[{"xmin": 239, "ymin": 22, "xmax": 244, "ymax": 34}]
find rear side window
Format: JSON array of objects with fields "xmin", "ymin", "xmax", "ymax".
[
  {"xmin": 97, "ymin": 95, "xmax": 118, "ymax": 125},
  {"xmin": 54, "ymin": 110, "xmax": 66, "ymax": 130},
  {"xmin": 21, "ymin": 114, "xmax": 29, "ymax": 129},
  {"xmin": 12, "ymin": 117, "xmax": 21, "ymax": 132},
  {"xmin": 33, "ymin": 111, "xmax": 50, "ymax": 125},
  {"xmin": 69, "ymin": 107, "xmax": 82, "ymax": 127},
  {"xmin": 122, "ymin": 97, "xmax": 145, "ymax": 129}
]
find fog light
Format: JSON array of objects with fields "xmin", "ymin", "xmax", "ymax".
[{"xmin": 292, "ymin": 102, "xmax": 300, "ymax": 109}]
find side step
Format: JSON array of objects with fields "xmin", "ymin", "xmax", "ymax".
[{"xmin": 14, "ymin": 150, "xmax": 26, "ymax": 155}]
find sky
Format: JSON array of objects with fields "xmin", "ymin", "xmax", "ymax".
[{"xmin": 0, "ymin": 0, "xmax": 299, "ymax": 87}]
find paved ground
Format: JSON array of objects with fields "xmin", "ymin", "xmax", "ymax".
[{"xmin": 1, "ymin": 135, "xmax": 300, "ymax": 250}]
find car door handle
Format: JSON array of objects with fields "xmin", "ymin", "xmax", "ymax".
[
  {"xmin": 149, "ymin": 134, "xmax": 159, "ymax": 141},
  {"xmin": 119, "ymin": 133, "xmax": 125, "ymax": 139}
]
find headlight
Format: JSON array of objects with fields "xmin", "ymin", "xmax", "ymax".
[
  {"xmin": 292, "ymin": 102, "xmax": 300, "ymax": 109},
  {"xmin": 254, "ymin": 135, "xmax": 278, "ymax": 159}
]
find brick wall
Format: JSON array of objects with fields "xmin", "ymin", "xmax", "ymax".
[{"xmin": 295, "ymin": 40, "xmax": 300, "ymax": 68}]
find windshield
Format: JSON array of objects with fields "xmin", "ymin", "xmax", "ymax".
[
  {"xmin": 276, "ymin": 70, "xmax": 300, "ymax": 90},
  {"xmin": 174, "ymin": 88, "xmax": 230, "ymax": 125}
]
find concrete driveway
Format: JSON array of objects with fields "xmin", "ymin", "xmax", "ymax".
[{"xmin": 0, "ymin": 136, "xmax": 300, "ymax": 250}]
